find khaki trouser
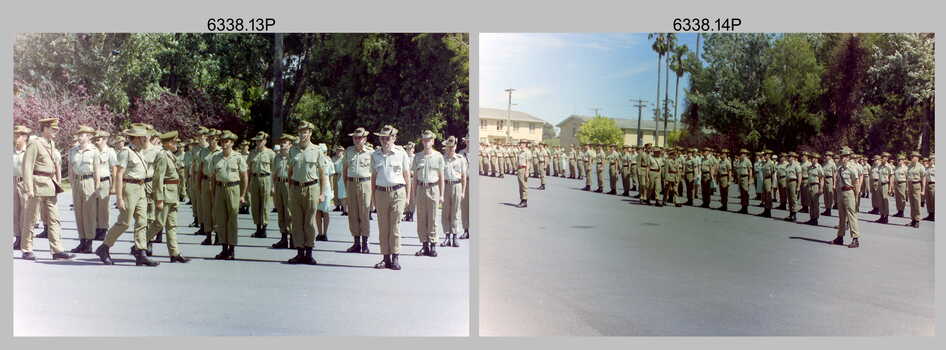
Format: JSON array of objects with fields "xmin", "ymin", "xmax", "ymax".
[
  {"xmin": 719, "ymin": 176, "xmax": 731, "ymax": 207},
  {"xmin": 71, "ymin": 175, "xmax": 82, "ymax": 241},
  {"xmin": 738, "ymin": 175, "xmax": 750, "ymax": 208},
  {"xmin": 665, "ymin": 178, "xmax": 679, "ymax": 205},
  {"xmin": 375, "ymin": 186, "xmax": 406, "ymax": 255},
  {"xmin": 461, "ymin": 179, "xmax": 470, "ymax": 231},
  {"xmin": 685, "ymin": 174, "xmax": 696, "ymax": 203},
  {"xmin": 148, "ymin": 185, "xmax": 181, "ymax": 257},
  {"xmin": 926, "ymin": 182, "xmax": 935, "ymax": 215},
  {"xmin": 103, "ymin": 182, "xmax": 147, "ymax": 251},
  {"xmin": 577, "ymin": 162, "xmax": 585, "ymax": 180},
  {"xmin": 871, "ymin": 179, "xmax": 882, "ymax": 210},
  {"xmin": 290, "ymin": 182, "xmax": 321, "ymax": 248},
  {"xmin": 249, "ymin": 174, "xmax": 272, "ymax": 226},
  {"xmin": 808, "ymin": 183, "xmax": 821, "ymax": 221},
  {"xmin": 189, "ymin": 172, "xmax": 200, "ymax": 224},
  {"xmin": 21, "ymin": 192, "xmax": 65, "ymax": 254},
  {"xmin": 96, "ymin": 179, "xmax": 111, "ymax": 229},
  {"xmin": 14, "ymin": 179, "xmax": 26, "ymax": 238},
  {"xmin": 443, "ymin": 181, "xmax": 463, "ymax": 235},
  {"xmin": 823, "ymin": 179, "xmax": 834, "ymax": 213},
  {"xmin": 909, "ymin": 181, "xmax": 922, "ymax": 221},
  {"xmin": 778, "ymin": 182, "xmax": 787, "ymax": 208},
  {"xmin": 517, "ymin": 167, "xmax": 528, "ymax": 201},
  {"xmin": 700, "ymin": 176, "xmax": 713, "ymax": 206},
  {"xmin": 490, "ymin": 158, "xmax": 499, "ymax": 175},
  {"xmin": 878, "ymin": 182, "xmax": 890, "ymax": 216},
  {"xmin": 837, "ymin": 188, "xmax": 859, "ymax": 238},
  {"xmin": 648, "ymin": 170, "xmax": 661, "ymax": 203},
  {"xmin": 596, "ymin": 164, "xmax": 605, "ymax": 190},
  {"xmin": 762, "ymin": 178, "xmax": 773, "ymax": 211},
  {"xmin": 415, "ymin": 182, "xmax": 440, "ymax": 244},
  {"xmin": 274, "ymin": 178, "xmax": 292, "ymax": 234},
  {"xmin": 201, "ymin": 177, "xmax": 215, "ymax": 232},
  {"xmin": 800, "ymin": 180, "xmax": 809, "ymax": 209},
  {"xmin": 346, "ymin": 178, "xmax": 372, "ymax": 237},
  {"xmin": 786, "ymin": 179, "xmax": 798, "ymax": 213},
  {"xmin": 569, "ymin": 161, "xmax": 577, "ymax": 178},
  {"xmin": 74, "ymin": 176, "xmax": 98, "ymax": 239},
  {"xmin": 895, "ymin": 181, "xmax": 907, "ymax": 212},
  {"xmin": 538, "ymin": 161, "xmax": 547, "ymax": 186},
  {"xmin": 621, "ymin": 167, "xmax": 631, "ymax": 193},
  {"xmin": 584, "ymin": 163, "xmax": 593, "ymax": 188},
  {"xmin": 609, "ymin": 164, "xmax": 619, "ymax": 192},
  {"xmin": 213, "ymin": 182, "xmax": 241, "ymax": 245}
]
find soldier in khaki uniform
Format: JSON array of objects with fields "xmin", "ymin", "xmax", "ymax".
[
  {"xmin": 536, "ymin": 144, "xmax": 548, "ymax": 190},
  {"xmin": 92, "ymin": 131, "xmax": 116, "ymax": 241},
  {"xmin": 13, "ymin": 125, "xmax": 32, "ymax": 251},
  {"xmin": 189, "ymin": 128, "xmax": 208, "ymax": 229},
  {"xmin": 782, "ymin": 152, "xmax": 802, "ymax": 222},
  {"xmin": 576, "ymin": 144, "xmax": 586, "ymax": 181},
  {"xmin": 286, "ymin": 122, "xmax": 329, "ymax": 265},
  {"xmin": 411, "ymin": 130, "xmax": 445, "ymax": 257},
  {"xmin": 440, "ymin": 136, "xmax": 467, "ymax": 248},
  {"xmin": 798, "ymin": 152, "xmax": 811, "ymax": 214},
  {"xmin": 515, "ymin": 140, "xmax": 532, "ymax": 208},
  {"xmin": 372, "ymin": 125, "xmax": 410, "ymax": 270},
  {"xmin": 893, "ymin": 154, "xmax": 908, "ymax": 217},
  {"xmin": 719, "ymin": 150, "xmax": 736, "ymax": 211},
  {"xmin": 210, "ymin": 131, "xmax": 248, "ymax": 260},
  {"xmin": 67, "ymin": 125, "xmax": 101, "ymax": 254},
  {"xmin": 606, "ymin": 145, "xmax": 620, "ymax": 195},
  {"xmin": 833, "ymin": 148, "xmax": 861, "ymax": 248},
  {"xmin": 271, "ymin": 134, "xmax": 296, "ymax": 249},
  {"xmin": 664, "ymin": 149, "xmax": 682, "ymax": 207},
  {"xmin": 873, "ymin": 153, "xmax": 893, "ymax": 223},
  {"xmin": 94, "ymin": 126, "xmax": 158, "ymax": 266},
  {"xmin": 821, "ymin": 152, "xmax": 837, "ymax": 217},
  {"xmin": 147, "ymin": 131, "xmax": 190, "ymax": 263},
  {"xmin": 906, "ymin": 151, "xmax": 927, "ymax": 228},
  {"xmin": 803, "ymin": 153, "xmax": 824, "ymax": 225},
  {"xmin": 923, "ymin": 155, "xmax": 935, "ymax": 221},
  {"xmin": 198, "ymin": 130, "xmax": 222, "ymax": 245},
  {"xmin": 582, "ymin": 144, "xmax": 594, "ymax": 191},
  {"xmin": 247, "ymin": 131, "xmax": 276, "ymax": 238},
  {"xmin": 758, "ymin": 151, "xmax": 777, "ymax": 218},
  {"xmin": 645, "ymin": 147, "xmax": 663, "ymax": 206},
  {"xmin": 19, "ymin": 118, "xmax": 74, "ymax": 261},
  {"xmin": 620, "ymin": 146, "xmax": 632, "ymax": 196},
  {"xmin": 342, "ymin": 128, "xmax": 373, "ymax": 253},
  {"xmin": 699, "ymin": 148, "xmax": 716, "ymax": 208},
  {"xmin": 460, "ymin": 137, "xmax": 471, "ymax": 239}
]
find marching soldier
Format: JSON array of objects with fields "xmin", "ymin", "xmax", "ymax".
[
  {"xmin": 515, "ymin": 140, "xmax": 532, "ymax": 208},
  {"xmin": 907, "ymin": 151, "xmax": 927, "ymax": 228},
  {"xmin": 271, "ymin": 133, "xmax": 296, "ymax": 249},
  {"xmin": 821, "ymin": 152, "xmax": 837, "ymax": 216},
  {"xmin": 782, "ymin": 152, "xmax": 802, "ymax": 222},
  {"xmin": 372, "ymin": 125, "xmax": 410, "ymax": 270},
  {"xmin": 286, "ymin": 122, "xmax": 329, "ymax": 265},
  {"xmin": 94, "ymin": 125, "xmax": 158, "ymax": 266},
  {"xmin": 19, "ymin": 118, "xmax": 74, "ymax": 261},
  {"xmin": 248, "ymin": 132, "xmax": 276, "ymax": 238},
  {"xmin": 343, "ymin": 127, "xmax": 373, "ymax": 254},
  {"xmin": 68, "ymin": 125, "xmax": 101, "ymax": 254},
  {"xmin": 893, "ymin": 154, "xmax": 908, "ymax": 217},
  {"xmin": 833, "ymin": 148, "xmax": 861, "ymax": 248},
  {"xmin": 147, "ymin": 131, "xmax": 190, "ymax": 263},
  {"xmin": 440, "ymin": 136, "xmax": 467, "ymax": 248},
  {"xmin": 13, "ymin": 125, "xmax": 32, "ymax": 251},
  {"xmin": 411, "ymin": 130, "xmax": 445, "ymax": 257},
  {"xmin": 210, "ymin": 131, "xmax": 248, "ymax": 260},
  {"xmin": 803, "ymin": 153, "xmax": 824, "ymax": 225}
]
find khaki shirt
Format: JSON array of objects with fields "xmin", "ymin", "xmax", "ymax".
[
  {"xmin": 413, "ymin": 151, "xmax": 445, "ymax": 184},
  {"xmin": 807, "ymin": 163, "xmax": 823, "ymax": 184},
  {"xmin": 784, "ymin": 162, "xmax": 801, "ymax": 180},
  {"xmin": 372, "ymin": 146, "xmax": 410, "ymax": 187},
  {"xmin": 202, "ymin": 148, "xmax": 221, "ymax": 177},
  {"xmin": 153, "ymin": 149, "xmax": 181, "ymax": 203},
  {"xmin": 21, "ymin": 136, "xmax": 62, "ymax": 197},
  {"xmin": 344, "ymin": 146, "xmax": 373, "ymax": 179},
  {"xmin": 894, "ymin": 165, "xmax": 908, "ymax": 182},
  {"xmin": 72, "ymin": 144, "xmax": 99, "ymax": 176},
  {"xmin": 248, "ymin": 147, "xmax": 276, "ymax": 175},
  {"xmin": 444, "ymin": 153, "xmax": 467, "ymax": 181},
  {"xmin": 274, "ymin": 152, "xmax": 291, "ymax": 179},
  {"xmin": 838, "ymin": 161, "xmax": 860, "ymax": 188},
  {"xmin": 118, "ymin": 147, "xmax": 148, "ymax": 180},
  {"xmin": 517, "ymin": 149, "xmax": 532, "ymax": 167},
  {"xmin": 822, "ymin": 160, "xmax": 837, "ymax": 185},
  {"xmin": 140, "ymin": 146, "xmax": 159, "ymax": 178},
  {"xmin": 720, "ymin": 158, "xmax": 735, "ymax": 179},
  {"xmin": 908, "ymin": 163, "xmax": 927, "ymax": 183},
  {"xmin": 14, "ymin": 148, "xmax": 25, "ymax": 178},
  {"xmin": 289, "ymin": 143, "xmax": 327, "ymax": 183},
  {"xmin": 212, "ymin": 151, "xmax": 247, "ymax": 183}
]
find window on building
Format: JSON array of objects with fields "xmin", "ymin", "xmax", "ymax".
[
  {"xmin": 529, "ymin": 123, "xmax": 535, "ymax": 133},
  {"xmin": 481, "ymin": 119, "xmax": 487, "ymax": 129},
  {"xmin": 497, "ymin": 120, "xmax": 504, "ymax": 130},
  {"xmin": 514, "ymin": 121, "xmax": 520, "ymax": 132}
]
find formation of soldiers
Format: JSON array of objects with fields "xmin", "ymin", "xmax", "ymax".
[
  {"xmin": 482, "ymin": 141, "xmax": 934, "ymax": 248},
  {"xmin": 14, "ymin": 119, "xmax": 470, "ymax": 270}
]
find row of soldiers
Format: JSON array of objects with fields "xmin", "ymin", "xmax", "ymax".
[
  {"xmin": 14, "ymin": 119, "xmax": 470, "ymax": 270},
  {"xmin": 493, "ymin": 141, "xmax": 934, "ymax": 248}
]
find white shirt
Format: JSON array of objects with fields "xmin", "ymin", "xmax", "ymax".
[
  {"xmin": 372, "ymin": 146, "xmax": 410, "ymax": 187},
  {"xmin": 71, "ymin": 144, "xmax": 99, "ymax": 176}
]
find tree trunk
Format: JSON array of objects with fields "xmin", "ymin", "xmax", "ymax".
[
  {"xmin": 664, "ymin": 53, "xmax": 671, "ymax": 146},
  {"xmin": 654, "ymin": 54, "xmax": 662, "ymax": 146},
  {"xmin": 272, "ymin": 33, "xmax": 285, "ymax": 141},
  {"xmin": 673, "ymin": 74, "xmax": 681, "ymax": 133}
]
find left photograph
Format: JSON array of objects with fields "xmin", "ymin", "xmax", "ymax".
[{"xmin": 12, "ymin": 33, "xmax": 471, "ymax": 336}]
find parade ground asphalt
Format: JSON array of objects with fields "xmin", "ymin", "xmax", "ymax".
[
  {"xmin": 13, "ymin": 192, "xmax": 469, "ymax": 336},
  {"xmin": 478, "ymin": 171, "xmax": 934, "ymax": 336}
]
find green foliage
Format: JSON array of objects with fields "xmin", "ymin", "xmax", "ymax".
[
  {"xmin": 576, "ymin": 116, "xmax": 623, "ymax": 145},
  {"xmin": 542, "ymin": 122, "xmax": 557, "ymax": 139}
]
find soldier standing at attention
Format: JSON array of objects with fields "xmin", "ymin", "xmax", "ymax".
[
  {"xmin": 198, "ymin": 130, "xmax": 222, "ymax": 245},
  {"xmin": 665, "ymin": 149, "xmax": 682, "ymax": 207},
  {"xmin": 874, "ymin": 153, "xmax": 893, "ymax": 224},
  {"xmin": 594, "ymin": 145, "xmax": 606, "ymax": 193},
  {"xmin": 271, "ymin": 134, "xmax": 296, "ymax": 249},
  {"xmin": 799, "ymin": 152, "xmax": 811, "ymax": 214},
  {"xmin": 567, "ymin": 145, "xmax": 577, "ymax": 179},
  {"xmin": 758, "ymin": 151, "xmax": 777, "ymax": 218},
  {"xmin": 699, "ymin": 148, "xmax": 716, "ymax": 208},
  {"xmin": 683, "ymin": 149, "xmax": 697, "ymax": 206},
  {"xmin": 607, "ymin": 145, "xmax": 620, "ymax": 195},
  {"xmin": 537, "ymin": 144, "xmax": 548, "ymax": 190},
  {"xmin": 371, "ymin": 125, "xmax": 410, "ymax": 270},
  {"xmin": 803, "ymin": 153, "xmax": 824, "ymax": 225},
  {"xmin": 404, "ymin": 142, "xmax": 417, "ymax": 222},
  {"xmin": 893, "ymin": 154, "xmax": 908, "ymax": 217},
  {"xmin": 411, "ymin": 130, "xmax": 445, "ymax": 257},
  {"xmin": 94, "ymin": 126, "xmax": 157, "ymax": 266},
  {"xmin": 923, "ymin": 155, "xmax": 935, "ymax": 221},
  {"xmin": 188, "ymin": 128, "xmax": 208, "ymax": 229},
  {"xmin": 868, "ymin": 155, "xmax": 883, "ymax": 215},
  {"xmin": 621, "ymin": 146, "xmax": 632, "ymax": 196},
  {"xmin": 582, "ymin": 144, "xmax": 594, "ymax": 191},
  {"xmin": 460, "ymin": 137, "xmax": 471, "ymax": 239},
  {"xmin": 210, "ymin": 131, "xmax": 248, "ymax": 260},
  {"xmin": 821, "ymin": 152, "xmax": 837, "ymax": 217},
  {"xmin": 717, "ymin": 150, "xmax": 733, "ymax": 211},
  {"xmin": 248, "ymin": 132, "xmax": 276, "ymax": 238},
  {"xmin": 782, "ymin": 152, "xmax": 802, "ymax": 222},
  {"xmin": 833, "ymin": 148, "xmax": 861, "ymax": 248},
  {"xmin": 148, "ymin": 132, "xmax": 190, "ymax": 263},
  {"xmin": 343, "ymin": 127, "xmax": 373, "ymax": 254},
  {"xmin": 285, "ymin": 122, "xmax": 329, "ymax": 264},
  {"xmin": 440, "ymin": 136, "xmax": 467, "ymax": 248},
  {"xmin": 68, "ymin": 126, "xmax": 101, "ymax": 254},
  {"xmin": 776, "ymin": 154, "xmax": 789, "ymax": 210},
  {"xmin": 646, "ymin": 147, "xmax": 663, "ymax": 207},
  {"xmin": 753, "ymin": 151, "xmax": 764, "ymax": 201},
  {"xmin": 516, "ymin": 140, "xmax": 532, "ymax": 208},
  {"xmin": 576, "ymin": 144, "xmax": 586, "ymax": 182},
  {"xmin": 906, "ymin": 151, "xmax": 927, "ymax": 228},
  {"xmin": 12, "ymin": 125, "xmax": 32, "ymax": 251}
]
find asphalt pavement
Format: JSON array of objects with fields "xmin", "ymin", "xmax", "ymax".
[
  {"xmin": 478, "ymin": 170, "xmax": 934, "ymax": 336},
  {"xmin": 13, "ymin": 192, "xmax": 469, "ymax": 336}
]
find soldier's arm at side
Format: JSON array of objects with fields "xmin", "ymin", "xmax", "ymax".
[
  {"xmin": 153, "ymin": 153, "xmax": 167, "ymax": 209},
  {"xmin": 115, "ymin": 166, "xmax": 126, "ymax": 209},
  {"xmin": 21, "ymin": 143, "xmax": 37, "ymax": 197},
  {"xmin": 319, "ymin": 154, "xmax": 329, "ymax": 202}
]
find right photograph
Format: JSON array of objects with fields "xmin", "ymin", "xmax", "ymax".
[{"xmin": 477, "ymin": 33, "xmax": 934, "ymax": 336}]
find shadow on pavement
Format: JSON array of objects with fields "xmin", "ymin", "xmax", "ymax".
[{"xmin": 789, "ymin": 236, "xmax": 838, "ymax": 245}]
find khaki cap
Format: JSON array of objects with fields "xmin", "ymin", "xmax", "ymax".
[
  {"xmin": 39, "ymin": 118, "xmax": 60, "ymax": 129},
  {"xmin": 348, "ymin": 127, "xmax": 370, "ymax": 137},
  {"xmin": 420, "ymin": 130, "xmax": 436, "ymax": 139},
  {"xmin": 159, "ymin": 131, "xmax": 179, "ymax": 142},
  {"xmin": 374, "ymin": 124, "xmax": 397, "ymax": 137},
  {"xmin": 443, "ymin": 136, "xmax": 458, "ymax": 147},
  {"xmin": 14, "ymin": 125, "xmax": 32, "ymax": 135},
  {"xmin": 220, "ymin": 131, "xmax": 238, "ymax": 141}
]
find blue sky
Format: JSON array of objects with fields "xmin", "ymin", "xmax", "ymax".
[{"xmin": 480, "ymin": 33, "xmax": 699, "ymax": 132}]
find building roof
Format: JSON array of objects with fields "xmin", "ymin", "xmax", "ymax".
[
  {"xmin": 480, "ymin": 107, "xmax": 546, "ymax": 123},
  {"xmin": 557, "ymin": 114, "xmax": 668, "ymax": 131}
]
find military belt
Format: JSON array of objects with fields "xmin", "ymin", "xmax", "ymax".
[
  {"xmin": 375, "ymin": 184, "xmax": 405, "ymax": 192},
  {"xmin": 143, "ymin": 177, "xmax": 153, "ymax": 183},
  {"xmin": 100, "ymin": 176, "xmax": 111, "ymax": 182},
  {"xmin": 897, "ymin": 181, "xmax": 907, "ymax": 184},
  {"xmin": 910, "ymin": 181, "xmax": 922, "ymax": 185},
  {"xmin": 123, "ymin": 178, "xmax": 146, "ymax": 185},
  {"xmin": 290, "ymin": 179, "xmax": 319, "ymax": 187},
  {"xmin": 841, "ymin": 186, "xmax": 854, "ymax": 191},
  {"xmin": 348, "ymin": 177, "xmax": 371, "ymax": 182},
  {"xmin": 252, "ymin": 172, "xmax": 271, "ymax": 177},
  {"xmin": 787, "ymin": 179, "xmax": 797, "ymax": 182},
  {"xmin": 218, "ymin": 181, "xmax": 240, "ymax": 187},
  {"xmin": 164, "ymin": 179, "xmax": 181, "ymax": 185},
  {"xmin": 416, "ymin": 181, "xmax": 439, "ymax": 187},
  {"xmin": 446, "ymin": 179, "xmax": 462, "ymax": 184},
  {"xmin": 79, "ymin": 174, "xmax": 95, "ymax": 180},
  {"xmin": 33, "ymin": 170, "xmax": 55, "ymax": 177}
]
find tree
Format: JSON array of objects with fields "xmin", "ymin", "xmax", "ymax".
[
  {"xmin": 542, "ymin": 122, "xmax": 557, "ymax": 140},
  {"xmin": 576, "ymin": 116, "xmax": 623, "ymax": 145},
  {"xmin": 648, "ymin": 33, "xmax": 668, "ymax": 146},
  {"xmin": 662, "ymin": 33, "xmax": 677, "ymax": 146},
  {"xmin": 669, "ymin": 44, "xmax": 689, "ymax": 133}
]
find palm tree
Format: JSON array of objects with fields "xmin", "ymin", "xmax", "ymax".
[
  {"xmin": 662, "ymin": 33, "xmax": 677, "ymax": 146},
  {"xmin": 648, "ymin": 33, "xmax": 667, "ymax": 145},
  {"xmin": 670, "ymin": 44, "xmax": 688, "ymax": 134}
]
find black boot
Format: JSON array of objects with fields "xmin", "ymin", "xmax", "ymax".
[
  {"xmin": 169, "ymin": 254, "xmax": 191, "ymax": 263},
  {"xmin": 200, "ymin": 233, "xmax": 213, "ymax": 245},
  {"xmin": 214, "ymin": 233, "xmax": 222, "ymax": 246},
  {"xmin": 894, "ymin": 210, "xmax": 904, "ymax": 217},
  {"xmin": 595, "ymin": 187, "xmax": 603, "ymax": 193},
  {"xmin": 539, "ymin": 184, "xmax": 546, "ymax": 190},
  {"xmin": 390, "ymin": 254, "xmax": 401, "ymax": 270},
  {"xmin": 831, "ymin": 236, "xmax": 844, "ymax": 245},
  {"xmin": 440, "ymin": 235, "xmax": 451, "ymax": 247},
  {"xmin": 37, "ymin": 226, "xmax": 49, "ymax": 238},
  {"xmin": 622, "ymin": 191, "xmax": 629, "ymax": 196},
  {"xmin": 909, "ymin": 220, "xmax": 919, "ymax": 228},
  {"xmin": 847, "ymin": 238, "xmax": 860, "ymax": 248},
  {"xmin": 361, "ymin": 236, "xmax": 370, "ymax": 254},
  {"xmin": 460, "ymin": 229, "xmax": 469, "ymax": 239},
  {"xmin": 316, "ymin": 234, "xmax": 327, "ymax": 242},
  {"xmin": 21, "ymin": 251, "xmax": 35, "ymax": 260},
  {"xmin": 272, "ymin": 232, "xmax": 289, "ymax": 249},
  {"xmin": 800, "ymin": 206, "xmax": 808, "ymax": 214},
  {"xmin": 189, "ymin": 218, "xmax": 198, "ymax": 227},
  {"xmin": 757, "ymin": 209, "xmax": 771, "ymax": 218},
  {"xmin": 303, "ymin": 247, "xmax": 317, "ymax": 265},
  {"xmin": 822, "ymin": 209, "xmax": 831, "ymax": 217},
  {"xmin": 95, "ymin": 244, "xmax": 113, "ymax": 265},
  {"xmin": 214, "ymin": 245, "xmax": 229, "ymax": 260},
  {"xmin": 874, "ymin": 215, "xmax": 886, "ymax": 223},
  {"xmin": 374, "ymin": 254, "xmax": 391, "ymax": 269},
  {"xmin": 415, "ymin": 242, "xmax": 430, "ymax": 256},
  {"xmin": 346, "ymin": 238, "xmax": 362, "ymax": 253},
  {"xmin": 868, "ymin": 208, "xmax": 879, "ymax": 214},
  {"xmin": 582, "ymin": 185, "xmax": 590, "ymax": 191},
  {"xmin": 153, "ymin": 231, "xmax": 163, "ymax": 244},
  {"xmin": 251, "ymin": 225, "xmax": 264, "ymax": 238},
  {"xmin": 783, "ymin": 212, "xmax": 796, "ymax": 222},
  {"xmin": 428, "ymin": 242, "xmax": 438, "ymax": 257},
  {"xmin": 518, "ymin": 200, "xmax": 528, "ymax": 208},
  {"xmin": 134, "ymin": 249, "xmax": 159, "ymax": 266},
  {"xmin": 52, "ymin": 251, "xmax": 76, "ymax": 260},
  {"xmin": 259, "ymin": 225, "xmax": 268, "ymax": 238},
  {"xmin": 341, "ymin": 209, "xmax": 348, "ymax": 216},
  {"xmin": 923, "ymin": 213, "xmax": 934, "ymax": 221},
  {"xmin": 804, "ymin": 218, "xmax": 818, "ymax": 226},
  {"xmin": 13, "ymin": 236, "xmax": 21, "ymax": 251},
  {"xmin": 193, "ymin": 224, "xmax": 205, "ymax": 235},
  {"xmin": 288, "ymin": 248, "xmax": 306, "ymax": 264},
  {"xmin": 451, "ymin": 234, "xmax": 459, "ymax": 248}
]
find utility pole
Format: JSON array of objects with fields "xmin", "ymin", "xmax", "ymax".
[
  {"xmin": 505, "ymin": 88, "xmax": 515, "ymax": 144},
  {"xmin": 590, "ymin": 107, "xmax": 602, "ymax": 117},
  {"xmin": 631, "ymin": 98, "xmax": 648, "ymax": 146}
]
